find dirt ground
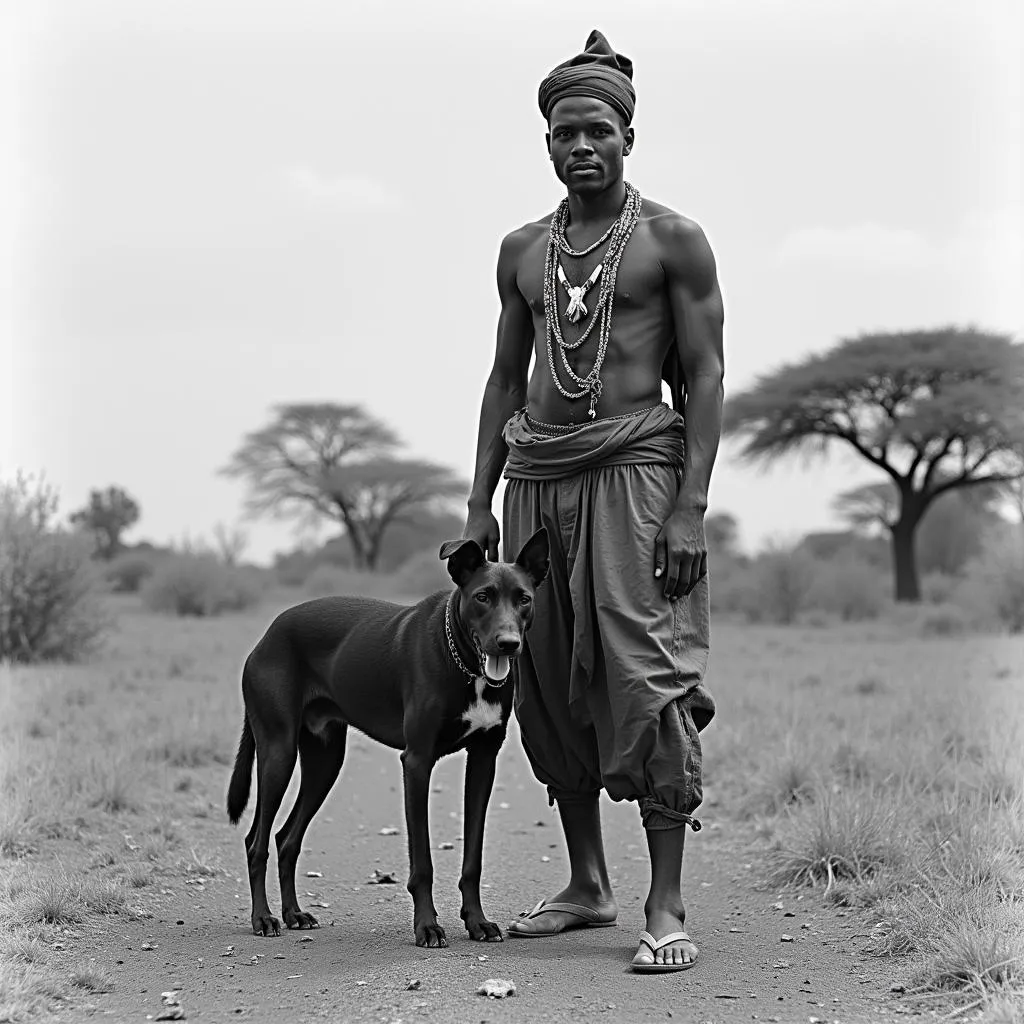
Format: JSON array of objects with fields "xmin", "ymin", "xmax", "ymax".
[{"xmin": 45, "ymin": 722, "xmax": 902, "ymax": 1024}]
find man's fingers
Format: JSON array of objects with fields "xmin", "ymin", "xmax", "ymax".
[
  {"xmin": 653, "ymin": 534, "xmax": 667, "ymax": 579},
  {"xmin": 488, "ymin": 533, "xmax": 500, "ymax": 562},
  {"xmin": 682, "ymin": 551, "xmax": 708, "ymax": 597},
  {"xmin": 673, "ymin": 554, "xmax": 695, "ymax": 600},
  {"xmin": 664, "ymin": 552, "xmax": 683, "ymax": 599}
]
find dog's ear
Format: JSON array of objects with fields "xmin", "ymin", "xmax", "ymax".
[
  {"xmin": 439, "ymin": 538, "xmax": 487, "ymax": 586},
  {"xmin": 515, "ymin": 527, "xmax": 549, "ymax": 587}
]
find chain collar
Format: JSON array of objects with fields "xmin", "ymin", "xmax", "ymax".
[{"xmin": 444, "ymin": 600, "xmax": 507, "ymax": 689}]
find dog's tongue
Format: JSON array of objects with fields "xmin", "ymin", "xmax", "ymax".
[{"xmin": 484, "ymin": 654, "xmax": 510, "ymax": 682}]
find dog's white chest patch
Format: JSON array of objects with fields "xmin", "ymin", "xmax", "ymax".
[{"xmin": 461, "ymin": 677, "xmax": 503, "ymax": 736}]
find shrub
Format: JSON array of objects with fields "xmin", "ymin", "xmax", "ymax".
[
  {"xmin": 104, "ymin": 551, "xmax": 158, "ymax": 593},
  {"xmin": 141, "ymin": 554, "xmax": 261, "ymax": 617},
  {"xmin": 956, "ymin": 535, "xmax": 1024, "ymax": 633},
  {"xmin": 919, "ymin": 603, "xmax": 974, "ymax": 638},
  {"xmin": 743, "ymin": 544, "xmax": 818, "ymax": 624},
  {"xmin": 921, "ymin": 571, "xmax": 959, "ymax": 605},
  {"xmin": 303, "ymin": 564, "xmax": 380, "ymax": 599},
  {"xmin": 807, "ymin": 555, "xmax": 885, "ymax": 621},
  {"xmin": 392, "ymin": 550, "xmax": 452, "ymax": 599},
  {"xmin": 0, "ymin": 474, "xmax": 108, "ymax": 663}
]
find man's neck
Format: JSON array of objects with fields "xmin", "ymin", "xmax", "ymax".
[{"xmin": 564, "ymin": 180, "xmax": 627, "ymax": 230}]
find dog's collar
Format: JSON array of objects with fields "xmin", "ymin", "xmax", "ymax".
[{"xmin": 444, "ymin": 598, "xmax": 506, "ymax": 689}]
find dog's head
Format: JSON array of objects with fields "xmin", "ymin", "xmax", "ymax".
[{"xmin": 438, "ymin": 528, "xmax": 549, "ymax": 683}]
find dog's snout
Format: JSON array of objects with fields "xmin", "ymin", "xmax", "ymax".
[{"xmin": 496, "ymin": 635, "xmax": 521, "ymax": 655}]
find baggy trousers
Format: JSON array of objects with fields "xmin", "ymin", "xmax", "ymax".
[{"xmin": 503, "ymin": 458, "xmax": 715, "ymax": 830}]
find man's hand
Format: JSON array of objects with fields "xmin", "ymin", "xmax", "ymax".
[
  {"xmin": 653, "ymin": 510, "xmax": 708, "ymax": 601},
  {"xmin": 464, "ymin": 508, "xmax": 500, "ymax": 562}
]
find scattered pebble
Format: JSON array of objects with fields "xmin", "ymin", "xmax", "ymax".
[
  {"xmin": 540, "ymin": 856, "xmax": 551, "ymax": 863},
  {"xmin": 890, "ymin": 984, "xmax": 906, "ymax": 994},
  {"xmin": 477, "ymin": 978, "xmax": 516, "ymax": 999},
  {"xmin": 273, "ymin": 955, "xmax": 285, "ymax": 960},
  {"xmin": 141, "ymin": 942, "xmax": 157, "ymax": 951},
  {"xmin": 498, "ymin": 802, "xmax": 510, "ymax": 810},
  {"xmin": 772, "ymin": 960, "xmax": 791, "ymax": 969},
  {"xmin": 773, "ymin": 902, "xmax": 784, "ymax": 910},
  {"xmin": 406, "ymin": 979, "xmax": 422, "ymax": 991},
  {"xmin": 438, "ymin": 842, "xmax": 454, "ymax": 851},
  {"xmin": 379, "ymin": 827, "xmax": 399, "ymax": 836},
  {"xmin": 305, "ymin": 871, "xmax": 323, "ymax": 878},
  {"xmin": 783, "ymin": 911, "xmax": 796, "ymax": 917},
  {"xmin": 781, "ymin": 934, "xmax": 795, "ymax": 943},
  {"xmin": 366, "ymin": 870, "xmax": 398, "ymax": 885},
  {"xmin": 299, "ymin": 937, "xmax": 313, "ymax": 944},
  {"xmin": 311, "ymin": 901, "xmax": 331, "ymax": 908},
  {"xmin": 286, "ymin": 975, "xmax": 302, "ymax": 980}
]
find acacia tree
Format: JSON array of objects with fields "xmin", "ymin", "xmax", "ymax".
[
  {"xmin": 725, "ymin": 328, "xmax": 1024, "ymax": 601},
  {"xmin": 69, "ymin": 485, "xmax": 140, "ymax": 559},
  {"xmin": 220, "ymin": 403, "xmax": 467, "ymax": 570}
]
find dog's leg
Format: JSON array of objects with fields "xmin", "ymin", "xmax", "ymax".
[
  {"xmin": 245, "ymin": 737, "xmax": 297, "ymax": 937},
  {"xmin": 400, "ymin": 746, "xmax": 446, "ymax": 948},
  {"xmin": 275, "ymin": 723, "xmax": 348, "ymax": 929},
  {"xmin": 459, "ymin": 736, "xmax": 504, "ymax": 942}
]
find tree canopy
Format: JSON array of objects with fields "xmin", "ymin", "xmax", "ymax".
[
  {"xmin": 69, "ymin": 485, "xmax": 141, "ymax": 559},
  {"xmin": 221, "ymin": 403, "xmax": 467, "ymax": 570},
  {"xmin": 725, "ymin": 327, "xmax": 1024, "ymax": 598}
]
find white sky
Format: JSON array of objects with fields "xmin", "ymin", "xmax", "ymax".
[{"xmin": 2, "ymin": 0, "xmax": 1021, "ymax": 561}]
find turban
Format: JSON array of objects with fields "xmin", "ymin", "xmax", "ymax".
[{"xmin": 538, "ymin": 29, "xmax": 636, "ymax": 126}]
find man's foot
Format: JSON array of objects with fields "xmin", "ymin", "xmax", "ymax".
[
  {"xmin": 507, "ymin": 887, "xmax": 618, "ymax": 937},
  {"xmin": 630, "ymin": 906, "xmax": 698, "ymax": 970}
]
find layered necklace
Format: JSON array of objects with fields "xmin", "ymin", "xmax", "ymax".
[{"xmin": 543, "ymin": 181, "xmax": 642, "ymax": 420}]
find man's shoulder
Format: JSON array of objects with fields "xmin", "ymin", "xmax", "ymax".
[
  {"xmin": 642, "ymin": 200, "xmax": 709, "ymax": 250},
  {"xmin": 500, "ymin": 217, "xmax": 551, "ymax": 250},
  {"xmin": 641, "ymin": 199, "xmax": 716, "ymax": 280}
]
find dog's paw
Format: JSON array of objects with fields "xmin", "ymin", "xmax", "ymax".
[
  {"xmin": 252, "ymin": 913, "xmax": 282, "ymax": 937},
  {"xmin": 283, "ymin": 910, "xmax": 319, "ymax": 930},
  {"xmin": 415, "ymin": 923, "xmax": 448, "ymax": 948},
  {"xmin": 467, "ymin": 919, "xmax": 504, "ymax": 943}
]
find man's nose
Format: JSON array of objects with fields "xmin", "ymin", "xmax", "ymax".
[{"xmin": 570, "ymin": 133, "xmax": 594, "ymax": 155}]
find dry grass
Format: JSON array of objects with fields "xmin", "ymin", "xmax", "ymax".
[{"xmin": 1, "ymin": 589, "xmax": 1022, "ymax": 1018}]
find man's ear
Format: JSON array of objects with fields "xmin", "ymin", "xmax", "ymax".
[
  {"xmin": 439, "ymin": 538, "xmax": 487, "ymax": 587},
  {"xmin": 623, "ymin": 125, "xmax": 634, "ymax": 157},
  {"xmin": 515, "ymin": 527, "xmax": 550, "ymax": 587}
]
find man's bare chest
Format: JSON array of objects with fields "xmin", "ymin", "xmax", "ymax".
[{"xmin": 517, "ymin": 232, "xmax": 666, "ymax": 319}]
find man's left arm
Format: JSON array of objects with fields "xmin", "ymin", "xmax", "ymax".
[{"xmin": 654, "ymin": 216, "xmax": 725, "ymax": 600}]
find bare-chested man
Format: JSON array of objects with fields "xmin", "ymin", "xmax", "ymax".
[{"xmin": 463, "ymin": 29, "xmax": 724, "ymax": 973}]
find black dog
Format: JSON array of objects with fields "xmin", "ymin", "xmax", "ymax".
[{"xmin": 226, "ymin": 529, "xmax": 549, "ymax": 947}]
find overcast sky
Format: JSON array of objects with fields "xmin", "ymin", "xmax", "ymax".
[{"xmin": 3, "ymin": 0, "xmax": 1021, "ymax": 562}]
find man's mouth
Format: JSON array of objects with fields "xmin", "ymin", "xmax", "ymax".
[{"xmin": 569, "ymin": 164, "xmax": 599, "ymax": 175}]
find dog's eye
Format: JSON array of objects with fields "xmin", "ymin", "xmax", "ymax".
[
  {"xmin": 475, "ymin": 593, "xmax": 490, "ymax": 604},
  {"xmin": 519, "ymin": 595, "xmax": 533, "ymax": 606}
]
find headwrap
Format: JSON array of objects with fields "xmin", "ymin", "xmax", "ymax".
[{"xmin": 538, "ymin": 29, "xmax": 636, "ymax": 127}]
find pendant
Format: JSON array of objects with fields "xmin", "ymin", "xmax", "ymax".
[
  {"xmin": 588, "ymin": 380, "xmax": 603, "ymax": 419},
  {"xmin": 558, "ymin": 262, "xmax": 602, "ymax": 325}
]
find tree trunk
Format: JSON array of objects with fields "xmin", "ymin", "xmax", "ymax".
[{"xmin": 891, "ymin": 518, "xmax": 921, "ymax": 602}]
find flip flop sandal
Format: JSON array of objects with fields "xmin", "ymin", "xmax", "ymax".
[
  {"xmin": 630, "ymin": 930, "xmax": 698, "ymax": 973},
  {"xmin": 507, "ymin": 900, "xmax": 618, "ymax": 937}
]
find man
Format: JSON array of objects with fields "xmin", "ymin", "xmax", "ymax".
[{"xmin": 463, "ymin": 29, "xmax": 724, "ymax": 973}]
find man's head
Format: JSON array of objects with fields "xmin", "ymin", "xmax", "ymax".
[{"xmin": 539, "ymin": 29, "xmax": 636, "ymax": 194}]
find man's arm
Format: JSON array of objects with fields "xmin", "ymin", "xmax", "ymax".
[
  {"xmin": 654, "ymin": 216, "xmax": 725, "ymax": 598},
  {"xmin": 463, "ymin": 229, "xmax": 535, "ymax": 560}
]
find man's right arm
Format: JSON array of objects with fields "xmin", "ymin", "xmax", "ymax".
[{"xmin": 464, "ymin": 229, "xmax": 535, "ymax": 560}]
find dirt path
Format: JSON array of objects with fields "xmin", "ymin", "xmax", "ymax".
[{"xmin": 54, "ymin": 723, "xmax": 899, "ymax": 1024}]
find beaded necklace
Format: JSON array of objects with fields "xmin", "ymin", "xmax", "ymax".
[{"xmin": 543, "ymin": 182, "xmax": 642, "ymax": 419}]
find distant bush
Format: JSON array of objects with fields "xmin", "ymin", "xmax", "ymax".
[
  {"xmin": 955, "ymin": 535, "xmax": 1024, "ymax": 634},
  {"xmin": 808, "ymin": 556, "xmax": 885, "ymax": 622},
  {"xmin": 303, "ymin": 564, "xmax": 379, "ymax": 599},
  {"xmin": 104, "ymin": 551, "xmax": 159, "ymax": 593},
  {"xmin": 392, "ymin": 551, "xmax": 452, "ymax": 599},
  {"xmin": 744, "ymin": 545, "xmax": 818, "ymax": 625},
  {"xmin": 141, "ymin": 554, "xmax": 261, "ymax": 617},
  {"xmin": 0, "ymin": 473, "xmax": 108, "ymax": 662},
  {"xmin": 920, "ymin": 571, "xmax": 958, "ymax": 606},
  {"xmin": 918, "ymin": 603, "xmax": 974, "ymax": 638}
]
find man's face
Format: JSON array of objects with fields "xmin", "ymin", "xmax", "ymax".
[{"xmin": 546, "ymin": 96, "xmax": 634, "ymax": 195}]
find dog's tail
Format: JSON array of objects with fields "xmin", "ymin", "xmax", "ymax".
[{"xmin": 227, "ymin": 714, "xmax": 256, "ymax": 825}]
